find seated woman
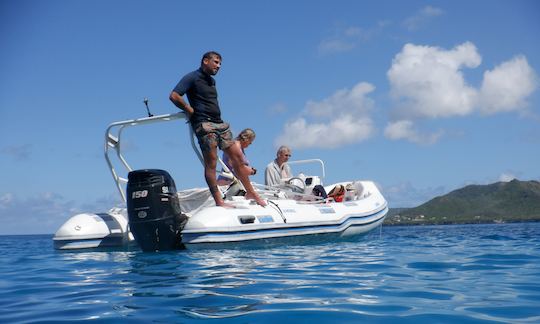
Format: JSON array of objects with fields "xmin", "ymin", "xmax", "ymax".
[{"xmin": 217, "ymin": 128, "xmax": 257, "ymax": 186}]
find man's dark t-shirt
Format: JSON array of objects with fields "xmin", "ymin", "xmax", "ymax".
[{"xmin": 173, "ymin": 68, "xmax": 223, "ymax": 126}]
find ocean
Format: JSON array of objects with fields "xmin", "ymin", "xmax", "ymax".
[{"xmin": 1, "ymin": 223, "xmax": 539, "ymax": 323}]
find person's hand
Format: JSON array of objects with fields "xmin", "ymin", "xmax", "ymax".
[
  {"xmin": 183, "ymin": 109, "xmax": 193, "ymax": 123},
  {"xmin": 187, "ymin": 108, "xmax": 194, "ymax": 120}
]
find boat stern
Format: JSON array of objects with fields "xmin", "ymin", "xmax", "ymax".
[{"xmin": 53, "ymin": 210, "xmax": 132, "ymax": 250}]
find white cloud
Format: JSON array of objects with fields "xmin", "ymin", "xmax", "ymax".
[
  {"xmin": 479, "ymin": 55, "xmax": 538, "ymax": 114},
  {"xmin": 384, "ymin": 120, "xmax": 442, "ymax": 145},
  {"xmin": 499, "ymin": 173, "xmax": 517, "ymax": 182},
  {"xmin": 384, "ymin": 120, "xmax": 415, "ymax": 140},
  {"xmin": 276, "ymin": 116, "xmax": 374, "ymax": 149},
  {"xmin": 318, "ymin": 38, "xmax": 356, "ymax": 55},
  {"xmin": 403, "ymin": 5, "xmax": 444, "ymax": 31},
  {"xmin": 267, "ymin": 102, "xmax": 288, "ymax": 115},
  {"xmin": 275, "ymin": 82, "xmax": 376, "ymax": 149},
  {"xmin": 382, "ymin": 181, "xmax": 448, "ymax": 207},
  {"xmin": 0, "ymin": 192, "xmax": 76, "ymax": 235},
  {"xmin": 387, "ymin": 42, "xmax": 481, "ymax": 119},
  {"xmin": 317, "ymin": 21, "xmax": 389, "ymax": 55},
  {"xmin": 0, "ymin": 193, "xmax": 14, "ymax": 208},
  {"xmin": 305, "ymin": 82, "xmax": 375, "ymax": 117},
  {"xmin": 0, "ymin": 191, "xmax": 123, "ymax": 235},
  {"xmin": 385, "ymin": 42, "xmax": 538, "ymax": 144}
]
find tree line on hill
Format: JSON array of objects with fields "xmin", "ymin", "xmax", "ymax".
[{"xmin": 384, "ymin": 179, "xmax": 540, "ymax": 225}]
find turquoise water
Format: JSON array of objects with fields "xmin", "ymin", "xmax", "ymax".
[{"xmin": 1, "ymin": 223, "xmax": 539, "ymax": 323}]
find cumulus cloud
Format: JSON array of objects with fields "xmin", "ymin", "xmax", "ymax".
[
  {"xmin": 384, "ymin": 120, "xmax": 443, "ymax": 145},
  {"xmin": 275, "ymin": 82, "xmax": 376, "ymax": 149},
  {"xmin": 479, "ymin": 55, "xmax": 538, "ymax": 114},
  {"xmin": 276, "ymin": 116, "xmax": 374, "ymax": 149},
  {"xmin": 388, "ymin": 42, "xmax": 481, "ymax": 119},
  {"xmin": 403, "ymin": 6, "xmax": 444, "ymax": 31},
  {"xmin": 385, "ymin": 42, "xmax": 538, "ymax": 144},
  {"xmin": 305, "ymin": 82, "xmax": 375, "ymax": 117}
]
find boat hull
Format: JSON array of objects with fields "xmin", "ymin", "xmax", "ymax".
[
  {"xmin": 53, "ymin": 181, "xmax": 387, "ymax": 250},
  {"xmin": 181, "ymin": 204, "xmax": 387, "ymax": 245},
  {"xmin": 53, "ymin": 210, "xmax": 134, "ymax": 250},
  {"xmin": 181, "ymin": 181, "xmax": 388, "ymax": 246}
]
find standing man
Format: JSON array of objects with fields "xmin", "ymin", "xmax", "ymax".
[
  {"xmin": 169, "ymin": 51, "xmax": 266, "ymax": 207},
  {"xmin": 265, "ymin": 145, "xmax": 293, "ymax": 186}
]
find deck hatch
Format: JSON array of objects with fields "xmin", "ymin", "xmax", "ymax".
[
  {"xmin": 257, "ymin": 215, "xmax": 274, "ymax": 223},
  {"xmin": 238, "ymin": 215, "xmax": 256, "ymax": 224},
  {"xmin": 317, "ymin": 207, "xmax": 335, "ymax": 214}
]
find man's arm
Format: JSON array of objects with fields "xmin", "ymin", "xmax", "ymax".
[
  {"xmin": 169, "ymin": 91, "xmax": 194, "ymax": 119},
  {"xmin": 283, "ymin": 164, "xmax": 292, "ymax": 178}
]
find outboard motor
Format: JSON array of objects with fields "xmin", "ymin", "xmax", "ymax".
[{"xmin": 127, "ymin": 169, "xmax": 187, "ymax": 252}]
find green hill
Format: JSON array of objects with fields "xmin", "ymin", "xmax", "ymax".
[{"xmin": 384, "ymin": 179, "xmax": 540, "ymax": 225}]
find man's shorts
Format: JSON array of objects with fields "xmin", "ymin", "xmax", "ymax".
[{"xmin": 193, "ymin": 121, "xmax": 234, "ymax": 153}]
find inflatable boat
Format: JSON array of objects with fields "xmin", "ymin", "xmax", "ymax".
[{"xmin": 53, "ymin": 112, "xmax": 388, "ymax": 251}]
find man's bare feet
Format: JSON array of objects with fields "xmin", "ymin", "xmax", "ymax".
[{"xmin": 245, "ymin": 192, "xmax": 267, "ymax": 207}]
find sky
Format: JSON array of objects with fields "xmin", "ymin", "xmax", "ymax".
[{"xmin": 1, "ymin": 0, "xmax": 539, "ymax": 234}]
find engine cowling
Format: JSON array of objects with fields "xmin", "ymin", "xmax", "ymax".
[{"xmin": 126, "ymin": 169, "xmax": 187, "ymax": 252}]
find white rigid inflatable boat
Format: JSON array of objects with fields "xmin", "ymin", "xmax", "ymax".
[{"xmin": 53, "ymin": 112, "xmax": 388, "ymax": 251}]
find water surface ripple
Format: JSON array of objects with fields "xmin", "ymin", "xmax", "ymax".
[{"xmin": 1, "ymin": 223, "xmax": 539, "ymax": 323}]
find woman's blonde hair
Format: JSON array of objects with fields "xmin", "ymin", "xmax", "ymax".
[{"xmin": 236, "ymin": 128, "xmax": 256, "ymax": 142}]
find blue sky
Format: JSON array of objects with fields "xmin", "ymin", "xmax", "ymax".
[{"xmin": 1, "ymin": 0, "xmax": 539, "ymax": 234}]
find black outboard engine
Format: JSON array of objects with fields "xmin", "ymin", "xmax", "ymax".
[{"xmin": 127, "ymin": 169, "xmax": 187, "ymax": 252}]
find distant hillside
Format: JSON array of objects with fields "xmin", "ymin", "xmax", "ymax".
[{"xmin": 384, "ymin": 179, "xmax": 540, "ymax": 225}]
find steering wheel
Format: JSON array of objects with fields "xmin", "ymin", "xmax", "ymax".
[{"xmin": 285, "ymin": 177, "xmax": 306, "ymax": 193}]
